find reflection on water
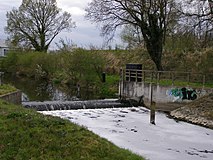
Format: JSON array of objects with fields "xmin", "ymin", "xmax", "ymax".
[{"xmin": 3, "ymin": 75, "xmax": 96, "ymax": 101}]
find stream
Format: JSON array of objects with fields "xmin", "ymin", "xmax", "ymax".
[
  {"xmin": 3, "ymin": 75, "xmax": 213, "ymax": 160},
  {"xmin": 3, "ymin": 75, "xmax": 98, "ymax": 101},
  {"xmin": 41, "ymin": 107, "xmax": 213, "ymax": 160}
]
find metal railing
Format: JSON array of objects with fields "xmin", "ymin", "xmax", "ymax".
[{"xmin": 122, "ymin": 69, "xmax": 213, "ymax": 88}]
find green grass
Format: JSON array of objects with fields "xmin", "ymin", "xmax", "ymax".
[
  {"xmin": 0, "ymin": 100, "xmax": 144, "ymax": 160},
  {"xmin": 145, "ymin": 79, "xmax": 213, "ymax": 88},
  {"xmin": 100, "ymin": 75, "xmax": 120, "ymax": 98},
  {"xmin": 0, "ymin": 84, "xmax": 17, "ymax": 95}
]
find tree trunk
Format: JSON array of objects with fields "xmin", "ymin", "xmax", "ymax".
[
  {"xmin": 145, "ymin": 36, "xmax": 164, "ymax": 71},
  {"xmin": 140, "ymin": 14, "xmax": 164, "ymax": 71},
  {"xmin": 148, "ymin": 48, "xmax": 163, "ymax": 71},
  {"xmin": 209, "ymin": 0, "xmax": 213, "ymax": 15}
]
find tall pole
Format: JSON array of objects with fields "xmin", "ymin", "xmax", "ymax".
[
  {"xmin": 150, "ymin": 82, "xmax": 156, "ymax": 125},
  {"xmin": 119, "ymin": 68, "xmax": 124, "ymax": 100}
]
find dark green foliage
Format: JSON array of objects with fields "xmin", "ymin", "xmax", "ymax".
[
  {"xmin": 1, "ymin": 47, "xmax": 212, "ymax": 99},
  {"xmin": 0, "ymin": 52, "xmax": 18, "ymax": 73},
  {"xmin": 61, "ymin": 49, "xmax": 105, "ymax": 86},
  {"xmin": 1, "ymin": 49, "xmax": 112, "ymax": 98},
  {"xmin": 99, "ymin": 75, "xmax": 120, "ymax": 98}
]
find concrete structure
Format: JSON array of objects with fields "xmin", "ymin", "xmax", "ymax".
[
  {"xmin": 0, "ymin": 90, "xmax": 22, "ymax": 105},
  {"xmin": 119, "ymin": 68, "xmax": 212, "ymax": 104},
  {"xmin": 0, "ymin": 40, "xmax": 9, "ymax": 57},
  {"xmin": 120, "ymin": 81, "xmax": 211, "ymax": 103}
]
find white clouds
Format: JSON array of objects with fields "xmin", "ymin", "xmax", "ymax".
[
  {"xmin": 57, "ymin": 0, "xmax": 91, "ymax": 8},
  {"xmin": 0, "ymin": 0, "xmax": 121, "ymax": 49},
  {"xmin": 57, "ymin": 0, "xmax": 90, "ymax": 16},
  {"xmin": 66, "ymin": 7, "xmax": 85, "ymax": 16}
]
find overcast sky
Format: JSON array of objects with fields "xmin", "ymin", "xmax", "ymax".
[{"xmin": 0, "ymin": 0, "xmax": 122, "ymax": 49}]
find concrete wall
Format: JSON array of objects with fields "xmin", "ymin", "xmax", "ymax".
[
  {"xmin": 120, "ymin": 81, "xmax": 212, "ymax": 103},
  {"xmin": 0, "ymin": 90, "xmax": 22, "ymax": 104}
]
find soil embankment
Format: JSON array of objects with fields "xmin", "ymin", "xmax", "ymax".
[{"xmin": 170, "ymin": 93, "xmax": 213, "ymax": 129}]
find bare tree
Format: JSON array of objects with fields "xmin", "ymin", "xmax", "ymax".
[
  {"xmin": 208, "ymin": 0, "xmax": 213, "ymax": 14},
  {"xmin": 5, "ymin": 0, "xmax": 75, "ymax": 52},
  {"xmin": 120, "ymin": 25, "xmax": 143, "ymax": 50},
  {"xmin": 85, "ymin": 0, "xmax": 177, "ymax": 71},
  {"xmin": 178, "ymin": 0, "xmax": 213, "ymax": 47}
]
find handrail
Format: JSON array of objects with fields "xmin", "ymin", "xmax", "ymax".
[{"xmin": 122, "ymin": 69, "xmax": 213, "ymax": 88}]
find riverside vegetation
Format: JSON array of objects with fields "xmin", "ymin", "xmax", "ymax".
[
  {"xmin": 0, "ymin": 46, "xmax": 212, "ymax": 159},
  {"xmin": 0, "ymin": 99, "xmax": 144, "ymax": 160},
  {"xmin": 0, "ymin": 46, "xmax": 213, "ymax": 99}
]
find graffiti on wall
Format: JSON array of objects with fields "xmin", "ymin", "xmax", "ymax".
[{"xmin": 167, "ymin": 87, "xmax": 197, "ymax": 102}]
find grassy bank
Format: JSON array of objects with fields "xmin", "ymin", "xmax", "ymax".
[
  {"xmin": 0, "ymin": 100, "xmax": 144, "ymax": 160},
  {"xmin": 0, "ymin": 84, "xmax": 17, "ymax": 95}
]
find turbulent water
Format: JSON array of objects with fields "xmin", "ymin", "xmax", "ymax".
[
  {"xmin": 41, "ymin": 107, "xmax": 213, "ymax": 160},
  {"xmin": 22, "ymin": 99, "xmax": 130, "ymax": 111}
]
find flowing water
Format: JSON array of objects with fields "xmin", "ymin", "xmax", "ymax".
[
  {"xmin": 3, "ymin": 75, "xmax": 213, "ymax": 160},
  {"xmin": 3, "ymin": 75, "xmax": 98, "ymax": 101},
  {"xmin": 41, "ymin": 107, "xmax": 213, "ymax": 160}
]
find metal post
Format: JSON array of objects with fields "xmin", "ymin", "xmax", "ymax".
[
  {"xmin": 119, "ymin": 68, "xmax": 123, "ymax": 99},
  {"xmin": 122, "ymin": 68, "xmax": 125, "ymax": 98},
  {"xmin": 102, "ymin": 72, "xmax": 106, "ymax": 83},
  {"xmin": 143, "ymin": 71, "xmax": 145, "ymax": 82},
  {"xmin": 150, "ymin": 83, "xmax": 156, "ymax": 125},
  {"xmin": 136, "ymin": 70, "xmax": 138, "ymax": 82}
]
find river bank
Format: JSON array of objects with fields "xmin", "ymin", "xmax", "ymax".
[
  {"xmin": 0, "ymin": 100, "xmax": 144, "ymax": 160},
  {"xmin": 170, "ymin": 93, "xmax": 213, "ymax": 129}
]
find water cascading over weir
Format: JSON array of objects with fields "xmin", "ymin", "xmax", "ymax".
[
  {"xmin": 22, "ymin": 64, "xmax": 212, "ymax": 111},
  {"xmin": 22, "ymin": 99, "xmax": 135, "ymax": 111}
]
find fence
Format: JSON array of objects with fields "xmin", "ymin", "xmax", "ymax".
[
  {"xmin": 123, "ymin": 69, "xmax": 213, "ymax": 88},
  {"xmin": 119, "ymin": 69, "xmax": 213, "ymax": 103}
]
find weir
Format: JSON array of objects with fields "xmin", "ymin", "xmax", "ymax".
[
  {"xmin": 119, "ymin": 68, "xmax": 213, "ymax": 104},
  {"xmin": 17, "ymin": 67, "xmax": 213, "ymax": 112},
  {"xmin": 22, "ymin": 99, "xmax": 133, "ymax": 111}
]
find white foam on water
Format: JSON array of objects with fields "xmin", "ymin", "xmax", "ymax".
[{"xmin": 41, "ymin": 107, "xmax": 213, "ymax": 160}]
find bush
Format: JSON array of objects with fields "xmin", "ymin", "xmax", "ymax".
[{"xmin": 0, "ymin": 52, "xmax": 18, "ymax": 73}]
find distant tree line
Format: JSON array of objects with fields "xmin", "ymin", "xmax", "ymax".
[
  {"xmin": 5, "ymin": 0, "xmax": 213, "ymax": 71},
  {"xmin": 86, "ymin": 0, "xmax": 213, "ymax": 70}
]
